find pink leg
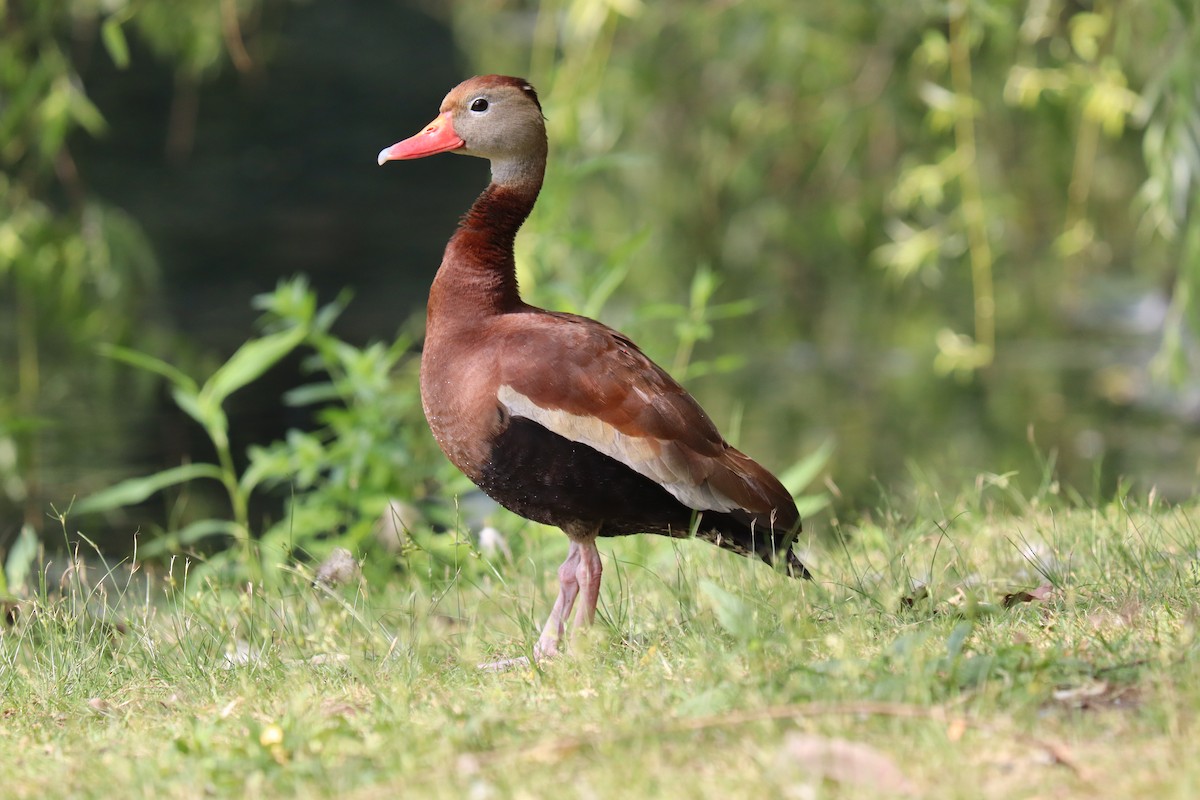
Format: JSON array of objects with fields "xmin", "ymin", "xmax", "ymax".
[
  {"xmin": 479, "ymin": 531, "xmax": 603, "ymax": 672},
  {"xmin": 573, "ymin": 538, "xmax": 603, "ymax": 629},
  {"xmin": 535, "ymin": 540, "xmax": 582, "ymax": 657}
]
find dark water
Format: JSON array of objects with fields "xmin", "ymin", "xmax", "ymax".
[{"xmin": 79, "ymin": 3, "xmax": 479, "ymax": 347}]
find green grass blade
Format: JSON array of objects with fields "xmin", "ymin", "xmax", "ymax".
[
  {"xmin": 699, "ymin": 579, "xmax": 754, "ymax": 641},
  {"xmin": 779, "ymin": 439, "xmax": 835, "ymax": 496},
  {"xmin": 793, "ymin": 493, "xmax": 832, "ymax": 518}
]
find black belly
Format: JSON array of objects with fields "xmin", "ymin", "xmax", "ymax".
[
  {"xmin": 472, "ymin": 416, "xmax": 803, "ymax": 576},
  {"xmin": 475, "ymin": 416, "xmax": 698, "ymax": 538}
]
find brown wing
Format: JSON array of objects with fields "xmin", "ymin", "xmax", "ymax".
[{"xmin": 491, "ymin": 311, "xmax": 798, "ymax": 529}]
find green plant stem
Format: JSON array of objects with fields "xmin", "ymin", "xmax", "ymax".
[
  {"xmin": 949, "ymin": 0, "xmax": 995, "ymax": 365},
  {"xmin": 215, "ymin": 438, "xmax": 259, "ymax": 583},
  {"xmin": 1062, "ymin": 112, "xmax": 1100, "ymax": 298},
  {"xmin": 15, "ymin": 283, "xmax": 39, "ymax": 528},
  {"xmin": 1062, "ymin": 4, "xmax": 1111, "ymax": 298}
]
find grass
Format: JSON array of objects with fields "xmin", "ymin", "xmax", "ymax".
[{"xmin": 3, "ymin": 489, "xmax": 1200, "ymax": 799}]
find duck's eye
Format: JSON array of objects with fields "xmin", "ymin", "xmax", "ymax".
[{"xmin": 470, "ymin": 98, "xmax": 489, "ymax": 112}]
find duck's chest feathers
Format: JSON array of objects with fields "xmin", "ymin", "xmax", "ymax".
[{"xmin": 418, "ymin": 330, "xmax": 506, "ymax": 483}]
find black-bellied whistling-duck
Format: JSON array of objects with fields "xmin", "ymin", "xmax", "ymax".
[{"xmin": 378, "ymin": 75, "xmax": 807, "ymax": 666}]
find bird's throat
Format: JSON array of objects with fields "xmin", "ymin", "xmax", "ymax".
[{"xmin": 428, "ymin": 179, "xmax": 540, "ymax": 323}]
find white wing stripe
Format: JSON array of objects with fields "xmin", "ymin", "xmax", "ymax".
[{"xmin": 497, "ymin": 384, "xmax": 739, "ymax": 512}]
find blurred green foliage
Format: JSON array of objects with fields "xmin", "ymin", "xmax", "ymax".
[
  {"xmin": 72, "ymin": 278, "xmax": 471, "ymax": 584},
  {"xmin": 450, "ymin": 0, "xmax": 1200, "ymax": 500},
  {"xmin": 0, "ymin": 0, "xmax": 274, "ymax": 567},
  {"xmin": 4, "ymin": 0, "xmax": 1200, "ymax": 579},
  {"xmin": 2, "ymin": 0, "xmax": 164, "ymax": 534}
]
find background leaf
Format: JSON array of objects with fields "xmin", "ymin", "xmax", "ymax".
[
  {"xmin": 700, "ymin": 579, "xmax": 755, "ymax": 641},
  {"xmin": 98, "ymin": 344, "xmax": 198, "ymax": 394},
  {"xmin": 199, "ymin": 326, "xmax": 307, "ymax": 409},
  {"xmin": 74, "ymin": 463, "xmax": 225, "ymax": 514},
  {"xmin": 2, "ymin": 524, "xmax": 39, "ymax": 596},
  {"xmin": 101, "ymin": 17, "xmax": 131, "ymax": 69}
]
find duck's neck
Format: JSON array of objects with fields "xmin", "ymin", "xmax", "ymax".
[{"xmin": 428, "ymin": 167, "xmax": 543, "ymax": 323}]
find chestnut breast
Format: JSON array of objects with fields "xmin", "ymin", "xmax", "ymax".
[
  {"xmin": 419, "ymin": 310, "xmax": 638, "ymax": 482},
  {"xmin": 421, "ymin": 308, "xmax": 718, "ymax": 479},
  {"xmin": 419, "ymin": 316, "xmax": 509, "ymax": 483}
]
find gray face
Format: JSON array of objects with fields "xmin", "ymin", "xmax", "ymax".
[{"xmin": 443, "ymin": 85, "xmax": 548, "ymax": 166}]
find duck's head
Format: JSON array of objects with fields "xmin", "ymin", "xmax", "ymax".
[{"xmin": 377, "ymin": 75, "xmax": 547, "ymax": 187}]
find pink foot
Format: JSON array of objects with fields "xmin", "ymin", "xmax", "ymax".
[{"xmin": 477, "ymin": 536, "xmax": 604, "ymax": 672}]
